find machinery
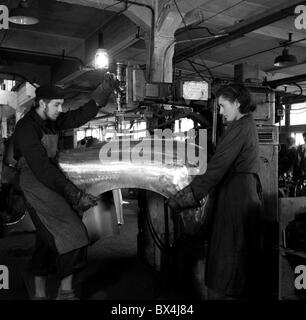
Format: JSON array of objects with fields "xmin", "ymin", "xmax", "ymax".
[{"xmin": 0, "ymin": 60, "xmax": 280, "ymax": 298}]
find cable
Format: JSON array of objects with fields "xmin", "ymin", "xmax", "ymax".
[
  {"xmin": 176, "ymin": 0, "xmax": 246, "ymax": 35},
  {"xmin": 144, "ymin": 205, "xmax": 169, "ymax": 253},
  {"xmin": 187, "ymin": 58, "xmax": 214, "ymax": 81},
  {"xmin": 100, "ymin": 0, "xmax": 124, "ymax": 11},
  {"xmin": 290, "ymin": 107, "xmax": 306, "ymax": 112},
  {"xmin": 179, "ymin": 26, "xmax": 219, "ymax": 36},
  {"xmin": 173, "ymin": 0, "xmax": 215, "ymax": 82},
  {"xmin": 187, "ymin": 59, "xmax": 210, "ymax": 82},
  {"xmin": 175, "ymin": 0, "xmax": 247, "ymax": 75},
  {"xmin": 290, "ymin": 83, "xmax": 303, "ymax": 97},
  {"xmin": 0, "ymin": 30, "xmax": 8, "ymax": 47},
  {"xmin": 0, "ymin": 71, "xmax": 38, "ymax": 88},
  {"xmin": 117, "ymin": 1, "xmax": 155, "ymax": 82},
  {"xmin": 175, "ymin": 67, "xmax": 233, "ymax": 82},
  {"xmin": 207, "ymin": 37, "xmax": 306, "ymax": 71},
  {"xmin": 87, "ymin": 0, "xmax": 131, "ymax": 40},
  {"xmin": 201, "ymin": 0, "xmax": 247, "ymax": 25}
]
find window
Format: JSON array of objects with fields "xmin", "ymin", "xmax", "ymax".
[
  {"xmin": 291, "ymin": 132, "xmax": 305, "ymax": 146},
  {"xmin": 105, "ymin": 126, "xmax": 116, "ymax": 140},
  {"xmin": 77, "ymin": 130, "xmax": 85, "ymax": 141},
  {"xmin": 290, "ymin": 103, "xmax": 306, "ymax": 126},
  {"xmin": 174, "ymin": 118, "xmax": 194, "ymax": 141},
  {"xmin": 133, "ymin": 121, "xmax": 147, "ymax": 140},
  {"xmin": 174, "ymin": 118, "xmax": 194, "ymax": 133},
  {"xmin": 1, "ymin": 80, "xmax": 16, "ymax": 91}
]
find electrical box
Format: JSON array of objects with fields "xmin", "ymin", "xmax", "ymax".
[
  {"xmin": 248, "ymin": 86, "xmax": 275, "ymax": 125},
  {"xmin": 145, "ymin": 83, "xmax": 175, "ymax": 101},
  {"xmin": 144, "ymin": 81, "xmax": 210, "ymax": 102},
  {"xmin": 257, "ymin": 126, "xmax": 279, "ymax": 298},
  {"xmin": 132, "ymin": 67, "xmax": 146, "ymax": 102},
  {"xmin": 234, "ymin": 63, "xmax": 260, "ymax": 83},
  {"xmin": 257, "ymin": 125, "xmax": 279, "ymax": 145},
  {"xmin": 180, "ymin": 80, "xmax": 210, "ymax": 101}
]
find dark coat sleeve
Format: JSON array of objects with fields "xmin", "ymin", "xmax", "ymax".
[
  {"xmin": 190, "ymin": 122, "xmax": 246, "ymax": 201},
  {"xmin": 14, "ymin": 122, "xmax": 69, "ymax": 195},
  {"xmin": 55, "ymin": 99, "xmax": 99, "ymax": 130},
  {"xmin": 287, "ymin": 148, "xmax": 298, "ymax": 174},
  {"xmin": 293, "ymin": 145, "xmax": 303, "ymax": 180}
]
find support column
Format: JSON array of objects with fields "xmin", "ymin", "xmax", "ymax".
[
  {"xmin": 141, "ymin": 8, "xmax": 183, "ymax": 272},
  {"xmin": 147, "ymin": 11, "xmax": 182, "ymax": 83},
  {"xmin": 1, "ymin": 117, "xmax": 7, "ymax": 139}
]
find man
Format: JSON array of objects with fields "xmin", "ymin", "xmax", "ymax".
[
  {"xmin": 13, "ymin": 73, "xmax": 119, "ymax": 300},
  {"xmin": 279, "ymin": 137, "xmax": 297, "ymax": 177},
  {"xmin": 294, "ymin": 132, "xmax": 306, "ymax": 181}
]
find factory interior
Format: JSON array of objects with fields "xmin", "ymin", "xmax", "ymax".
[{"xmin": 0, "ymin": 0, "xmax": 306, "ymax": 302}]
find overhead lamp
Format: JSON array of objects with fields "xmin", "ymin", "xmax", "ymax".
[
  {"xmin": 94, "ymin": 48, "xmax": 109, "ymax": 69},
  {"xmin": 273, "ymin": 34, "xmax": 297, "ymax": 68},
  {"xmin": 93, "ymin": 32, "xmax": 109, "ymax": 70},
  {"xmin": 274, "ymin": 47, "xmax": 298, "ymax": 67},
  {"xmin": 9, "ymin": 0, "xmax": 39, "ymax": 25}
]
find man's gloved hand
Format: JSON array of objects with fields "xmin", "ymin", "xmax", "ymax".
[
  {"xmin": 64, "ymin": 181, "xmax": 98, "ymax": 215},
  {"xmin": 166, "ymin": 185, "xmax": 200, "ymax": 213},
  {"xmin": 91, "ymin": 73, "xmax": 120, "ymax": 107}
]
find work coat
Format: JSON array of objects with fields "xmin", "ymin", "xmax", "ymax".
[{"xmin": 190, "ymin": 113, "xmax": 263, "ymax": 297}]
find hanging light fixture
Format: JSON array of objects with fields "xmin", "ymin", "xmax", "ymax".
[
  {"xmin": 274, "ymin": 47, "xmax": 298, "ymax": 67},
  {"xmin": 9, "ymin": 0, "xmax": 39, "ymax": 25},
  {"xmin": 274, "ymin": 33, "xmax": 298, "ymax": 67},
  {"xmin": 93, "ymin": 32, "xmax": 109, "ymax": 69}
]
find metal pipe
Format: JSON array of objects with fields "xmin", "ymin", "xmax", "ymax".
[
  {"xmin": 265, "ymin": 74, "xmax": 306, "ymax": 88},
  {"xmin": 117, "ymin": 0, "xmax": 155, "ymax": 82},
  {"xmin": 212, "ymin": 99, "xmax": 218, "ymax": 150},
  {"xmin": 0, "ymin": 46, "xmax": 84, "ymax": 66},
  {"xmin": 203, "ymin": 37, "xmax": 306, "ymax": 72},
  {"xmin": 164, "ymin": 200, "xmax": 170, "ymax": 251},
  {"xmin": 175, "ymin": 0, "xmax": 306, "ymax": 63},
  {"xmin": 0, "ymin": 71, "xmax": 38, "ymax": 88},
  {"xmin": 175, "ymin": 34, "xmax": 228, "ymax": 44}
]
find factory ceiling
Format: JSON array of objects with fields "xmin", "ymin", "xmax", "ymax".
[{"xmin": 0, "ymin": 0, "xmax": 306, "ymax": 110}]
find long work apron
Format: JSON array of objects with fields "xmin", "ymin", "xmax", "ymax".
[
  {"xmin": 206, "ymin": 171, "xmax": 263, "ymax": 297},
  {"xmin": 18, "ymin": 133, "xmax": 89, "ymax": 254}
]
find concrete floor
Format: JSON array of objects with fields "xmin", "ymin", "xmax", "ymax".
[{"xmin": 0, "ymin": 199, "xmax": 192, "ymax": 300}]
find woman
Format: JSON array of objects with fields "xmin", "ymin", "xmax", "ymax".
[{"xmin": 167, "ymin": 84, "xmax": 263, "ymax": 299}]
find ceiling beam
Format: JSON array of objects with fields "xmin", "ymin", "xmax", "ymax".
[
  {"xmin": 247, "ymin": 25, "xmax": 306, "ymax": 47},
  {"xmin": 174, "ymin": 0, "xmax": 306, "ymax": 63},
  {"xmin": 54, "ymin": 27, "xmax": 141, "ymax": 86},
  {"xmin": 58, "ymin": 0, "xmax": 153, "ymax": 30},
  {"xmin": 265, "ymin": 74, "xmax": 306, "ymax": 88},
  {"xmin": 0, "ymin": 62, "xmax": 51, "ymax": 86},
  {"xmin": 0, "ymin": 29, "xmax": 84, "ymax": 59},
  {"xmin": 265, "ymin": 61, "xmax": 306, "ymax": 74}
]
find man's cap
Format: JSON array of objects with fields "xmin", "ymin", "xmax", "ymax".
[{"xmin": 35, "ymin": 85, "xmax": 65, "ymax": 100}]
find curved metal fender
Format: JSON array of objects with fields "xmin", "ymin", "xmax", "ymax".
[
  {"xmin": 58, "ymin": 139, "xmax": 206, "ymax": 197},
  {"xmin": 58, "ymin": 139, "xmax": 207, "ymax": 241}
]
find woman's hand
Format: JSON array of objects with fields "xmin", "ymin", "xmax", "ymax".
[{"xmin": 166, "ymin": 185, "xmax": 200, "ymax": 213}]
